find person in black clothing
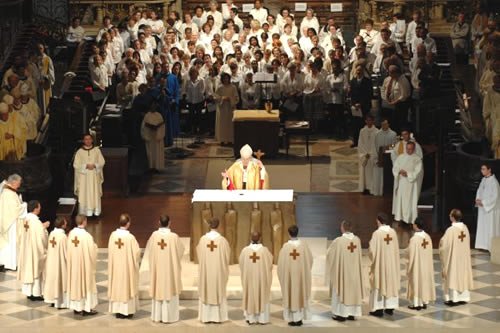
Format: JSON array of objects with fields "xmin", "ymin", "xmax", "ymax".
[{"xmin": 349, "ymin": 64, "xmax": 373, "ymax": 147}]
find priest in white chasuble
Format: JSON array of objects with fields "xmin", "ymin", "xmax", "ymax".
[
  {"xmin": 196, "ymin": 217, "xmax": 231, "ymax": 323},
  {"xmin": 17, "ymin": 200, "xmax": 49, "ymax": 300},
  {"xmin": 358, "ymin": 115, "xmax": 379, "ymax": 194},
  {"xmin": 67, "ymin": 215, "xmax": 98, "ymax": 316},
  {"xmin": 73, "ymin": 134, "xmax": 105, "ymax": 217},
  {"xmin": 108, "ymin": 214, "xmax": 141, "ymax": 319},
  {"xmin": 239, "ymin": 232, "xmax": 273, "ymax": 325},
  {"xmin": 277, "ymin": 225, "xmax": 313, "ymax": 327},
  {"xmin": 326, "ymin": 221, "xmax": 365, "ymax": 321},
  {"xmin": 439, "ymin": 209, "xmax": 474, "ymax": 306},
  {"xmin": 390, "ymin": 129, "xmax": 424, "ymax": 194},
  {"xmin": 406, "ymin": 218, "xmax": 435, "ymax": 310},
  {"xmin": 221, "ymin": 144, "xmax": 269, "ymax": 190},
  {"xmin": 392, "ymin": 141, "xmax": 422, "ymax": 224},
  {"xmin": 141, "ymin": 215, "xmax": 184, "ymax": 323},
  {"xmin": 44, "ymin": 217, "xmax": 69, "ymax": 308},
  {"xmin": 141, "ymin": 105, "xmax": 165, "ymax": 171},
  {"xmin": 368, "ymin": 213, "xmax": 400, "ymax": 317},
  {"xmin": 0, "ymin": 174, "xmax": 27, "ymax": 271},
  {"xmin": 475, "ymin": 163, "xmax": 500, "ymax": 251}
]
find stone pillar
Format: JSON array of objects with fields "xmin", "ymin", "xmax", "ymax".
[
  {"xmin": 163, "ymin": 0, "xmax": 169, "ymax": 20},
  {"xmin": 96, "ymin": 5, "xmax": 104, "ymax": 25},
  {"xmin": 369, "ymin": 0, "xmax": 378, "ymax": 21},
  {"xmin": 393, "ymin": 1, "xmax": 404, "ymax": 15},
  {"xmin": 433, "ymin": 1, "xmax": 446, "ymax": 22}
]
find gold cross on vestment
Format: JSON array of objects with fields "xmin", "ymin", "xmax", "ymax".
[
  {"xmin": 458, "ymin": 231, "xmax": 466, "ymax": 242},
  {"xmin": 23, "ymin": 221, "xmax": 29, "ymax": 232},
  {"xmin": 421, "ymin": 239, "xmax": 429, "ymax": 249},
  {"xmin": 384, "ymin": 234, "xmax": 393, "ymax": 245},
  {"xmin": 347, "ymin": 242, "xmax": 357, "ymax": 253},
  {"xmin": 49, "ymin": 237, "xmax": 57, "ymax": 248},
  {"xmin": 71, "ymin": 236, "xmax": 80, "ymax": 247},
  {"xmin": 157, "ymin": 239, "xmax": 167, "ymax": 250},
  {"xmin": 207, "ymin": 240, "xmax": 217, "ymax": 252},
  {"xmin": 249, "ymin": 252, "xmax": 260, "ymax": 263},
  {"xmin": 290, "ymin": 249, "xmax": 300, "ymax": 260},
  {"xmin": 115, "ymin": 238, "xmax": 124, "ymax": 249},
  {"xmin": 254, "ymin": 150, "xmax": 265, "ymax": 160}
]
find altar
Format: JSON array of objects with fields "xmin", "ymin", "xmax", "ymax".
[
  {"xmin": 190, "ymin": 189, "xmax": 296, "ymax": 264},
  {"xmin": 233, "ymin": 110, "xmax": 280, "ymax": 158}
]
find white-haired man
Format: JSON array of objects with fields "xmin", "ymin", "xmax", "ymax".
[
  {"xmin": 0, "ymin": 174, "xmax": 27, "ymax": 271},
  {"xmin": 221, "ymin": 144, "xmax": 269, "ymax": 190}
]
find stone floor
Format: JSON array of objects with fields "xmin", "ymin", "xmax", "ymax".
[
  {"xmin": 138, "ymin": 138, "xmax": 359, "ymax": 193},
  {"xmin": 0, "ymin": 245, "xmax": 498, "ymax": 330}
]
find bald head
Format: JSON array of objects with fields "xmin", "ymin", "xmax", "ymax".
[{"xmin": 251, "ymin": 231, "xmax": 261, "ymax": 243}]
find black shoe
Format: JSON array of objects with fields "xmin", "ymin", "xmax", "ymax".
[
  {"xmin": 362, "ymin": 189, "xmax": 370, "ymax": 195},
  {"xmin": 369, "ymin": 310, "xmax": 384, "ymax": 317},
  {"xmin": 31, "ymin": 296, "xmax": 44, "ymax": 302},
  {"xmin": 49, "ymin": 303, "xmax": 55, "ymax": 308},
  {"xmin": 27, "ymin": 296, "xmax": 33, "ymax": 300},
  {"xmin": 82, "ymin": 310, "xmax": 98, "ymax": 316},
  {"xmin": 422, "ymin": 304, "xmax": 427, "ymax": 309},
  {"xmin": 73, "ymin": 310, "xmax": 82, "ymax": 315},
  {"xmin": 126, "ymin": 314, "xmax": 133, "ymax": 319},
  {"xmin": 347, "ymin": 316, "xmax": 355, "ymax": 321},
  {"xmin": 246, "ymin": 320, "xmax": 251, "ymax": 325},
  {"xmin": 384, "ymin": 309, "xmax": 394, "ymax": 315},
  {"xmin": 408, "ymin": 305, "xmax": 422, "ymax": 311},
  {"xmin": 288, "ymin": 322, "xmax": 296, "ymax": 326},
  {"xmin": 295, "ymin": 320, "xmax": 303, "ymax": 326},
  {"xmin": 0, "ymin": 265, "xmax": 5, "ymax": 272},
  {"xmin": 444, "ymin": 301, "xmax": 458, "ymax": 307},
  {"xmin": 332, "ymin": 315, "xmax": 346, "ymax": 322}
]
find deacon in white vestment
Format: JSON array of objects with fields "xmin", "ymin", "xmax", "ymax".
[
  {"xmin": 107, "ymin": 214, "xmax": 141, "ymax": 318},
  {"xmin": 277, "ymin": 225, "xmax": 313, "ymax": 326},
  {"xmin": 439, "ymin": 209, "xmax": 474, "ymax": 305},
  {"xmin": 372, "ymin": 120, "xmax": 397, "ymax": 196},
  {"xmin": 239, "ymin": 232, "xmax": 273, "ymax": 324},
  {"xmin": 0, "ymin": 174, "xmax": 27, "ymax": 271},
  {"xmin": 196, "ymin": 218, "xmax": 231, "ymax": 323},
  {"xmin": 44, "ymin": 217, "xmax": 69, "ymax": 308},
  {"xmin": 475, "ymin": 164, "xmax": 500, "ymax": 251},
  {"xmin": 73, "ymin": 134, "xmax": 105, "ymax": 217},
  {"xmin": 358, "ymin": 115, "xmax": 379, "ymax": 194},
  {"xmin": 140, "ymin": 215, "xmax": 185, "ymax": 323},
  {"xmin": 67, "ymin": 215, "xmax": 98, "ymax": 316},
  {"xmin": 368, "ymin": 213, "xmax": 400, "ymax": 317},
  {"xmin": 326, "ymin": 221, "xmax": 365, "ymax": 321},
  {"xmin": 17, "ymin": 200, "xmax": 49, "ymax": 300},
  {"xmin": 392, "ymin": 142, "xmax": 423, "ymax": 224},
  {"xmin": 390, "ymin": 129, "xmax": 424, "ymax": 194}
]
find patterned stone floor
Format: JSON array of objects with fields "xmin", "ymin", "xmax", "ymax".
[
  {"xmin": 0, "ymin": 249, "xmax": 498, "ymax": 329},
  {"xmin": 138, "ymin": 137, "xmax": 358, "ymax": 193}
]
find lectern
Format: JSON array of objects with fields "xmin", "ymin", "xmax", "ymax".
[{"xmin": 190, "ymin": 189, "xmax": 296, "ymax": 264}]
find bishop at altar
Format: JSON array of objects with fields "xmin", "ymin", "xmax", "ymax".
[{"xmin": 222, "ymin": 144, "xmax": 269, "ymax": 190}]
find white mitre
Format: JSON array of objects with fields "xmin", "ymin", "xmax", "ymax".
[{"xmin": 240, "ymin": 144, "xmax": 253, "ymax": 159}]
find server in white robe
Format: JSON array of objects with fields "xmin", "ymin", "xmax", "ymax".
[
  {"xmin": 475, "ymin": 164, "xmax": 500, "ymax": 251},
  {"xmin": 372, "ymin": 120, "xmax": 397, "ymax": 196},
  {"xmin": 358, "ymin": 115, "xmax": 379, "ymax": 194}
]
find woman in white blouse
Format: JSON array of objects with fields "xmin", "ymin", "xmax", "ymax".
[
  {"xmin": 302, "ymin": 59, "xmax": 325, "ymax": 130},
  {"xmin": 299, "ymin": 9, "xmax": 320, "ymax": 38},
  {"xmin": 239, "ymin": 72, "xmax": 261, "ymax": 109},
  {"xmin": 280, "ymin": 62, "xmax": 304, "ymax": 118}
]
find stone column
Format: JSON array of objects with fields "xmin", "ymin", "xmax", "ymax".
[
  {"xmin": 369, "ymin": 0, "xmax": 378, "ymax": 21},
  {"xmin": 393, "ymin": 1, "xmax": 404, "ymax": 15},
  {"xmin": 162, "ymin": 0, "xmax": 169, "ymax": 20},
  {"xmin": 96, "ymin": 5, "xmax": 104, "ymax": 25}
]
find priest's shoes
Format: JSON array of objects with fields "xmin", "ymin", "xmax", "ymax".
[
  {"xmin": 408, "ymin": 305, "xmax": 422, "ymax": 311},
  {"xmin": 288, "ymin": 320, "xmax": 303, "ymax": 326},
  {"xmin": 369, "ymin": 310, "xmax": 384, "ymax": 317},
  {"xmin": 347, "ymin": 316, "xmax": 355, "ymax": 320},
  {"xmin": 27, "ymin": 296, "xmax": 44, "ymax": 301},
  {"xmin": 332, "ymin": 315, "xmax": 346, "ymax": 322},
  {"xmin": 384, "ymin": 309, "xmax": 394, "ymax": 315},
  {"xmin": 116, "ymin": 313, "xmax": 133, "ymax": 319},
  {"xmin": 82, "ymin": 310, "xmax": 98, "ymax": 316}
]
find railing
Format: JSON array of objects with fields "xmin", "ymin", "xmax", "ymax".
[{"xmin": 69, "ymin": 0, "xmax": 172, "ymax": 26}]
